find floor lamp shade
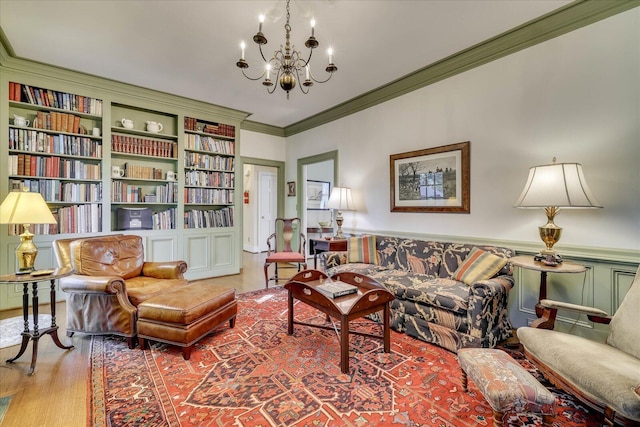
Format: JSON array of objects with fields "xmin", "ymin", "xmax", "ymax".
[
  {"xmin": 514, "ymin": 159, "xmax": 601, "ymax": 264},
  {"xmin": 327, "ymin": 187, "xmax": 355, "ymax": 239},
  {"xmin": 0, "ymin": 190, "xmax": 57, "ymax": 273}
]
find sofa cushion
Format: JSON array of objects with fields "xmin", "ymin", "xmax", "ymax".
[
  {"xmin": 439, "ymin": 243, "xmax": 512, "ymax": 279},
  {"xmin": 347, "ymin": 235, "xmax": 379, "ymax": 264},
  {"xmin": 453, "ymin": 248, "xmax": 509, "ymax": 285},
  {"xmin": 376, "ymin": 236, "xmax": 443, "ymax": 276},
  {"xmin": 70, "ymin": 234, "xmax": 143, "ymax": 279}
]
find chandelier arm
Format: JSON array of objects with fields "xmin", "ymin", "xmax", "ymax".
[
  {"xmin": 310, "ymin": 70, "xmax": 334, "ymax": 84},
  {"xmin": 266, "ymin": 69, "xmax": 281, "ymax": 94},
  {"xmin": 258, "ymin": 44, "xmax": 269, "ymax": 63},
  {"xmin": 241, "ymin": 67, "xmax": 267, "ymax": 81},
  {"xmin": 302, "ymin": 49, "xmax": 314, "ymax": 68}
]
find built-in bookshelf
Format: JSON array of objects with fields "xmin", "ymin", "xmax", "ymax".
[
  {"xmin": 7, "ymin": 82, "xmax": 103, "ymax": 234},
  {"xmin": 110, "ymin": 104, "xmax": 179, "ymax": 231},
  {"xmin": 183, "ymin": 116, "xmax": 235, "ymax": 229}
]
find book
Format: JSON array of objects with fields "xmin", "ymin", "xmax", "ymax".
[{"xmin": 316, "ymin": 280, "xmax": 358, "ymax": 299}]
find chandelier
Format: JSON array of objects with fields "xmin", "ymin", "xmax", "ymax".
[{"xmin": 236, "ymin": 0, "xmax": 337, "ymax": 98}]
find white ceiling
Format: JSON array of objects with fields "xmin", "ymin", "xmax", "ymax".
[{"xmin": 0, "ymin": 0, "xmax": 570, "ymax": 128}]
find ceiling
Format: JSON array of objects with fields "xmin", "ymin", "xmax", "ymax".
[{"xmin": 0, "ymin": 1, "xmax": 571, "ymax": 128}]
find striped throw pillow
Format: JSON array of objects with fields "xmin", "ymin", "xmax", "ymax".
[
  {"xmin": 453, "ymin": 248, "xmax": 508, "ymax": 285},
  {"xmin": 347, "ymin": 235, "xmax": 379, "ymax": 264}
]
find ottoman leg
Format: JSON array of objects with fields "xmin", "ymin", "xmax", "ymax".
[
  {"xmin": 182, "ymin": 345, "xmax": 193, "ymax": 360},
  {"xmin": 138, "ymin": 337, "xmax": 147, "ymax": 350},
  {"xmin": 461, "ymin": 368, "xmax": 469, "ymax": 392},
  {"xmin": 542, "ymin": 414, "xmax": 554, "ymax": 427},
  {"xmin": 493, "ymin": 410, "xmax": 504, "ymax": 427},
  {"xmin": 230, "ymin": 317, "xmax": 236, "ymax": 328}
]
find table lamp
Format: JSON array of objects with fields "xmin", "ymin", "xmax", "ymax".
[
  {"xmin": 327, "ymin": 186, "xmax": 355, "ymax": 239},
  {"xmin": 514, "ymin": 158, "xmax": 601, "ymax": 265},
  {"xmin": 0, "ymin": 188, "xmax": 57, "ymax": 274}
]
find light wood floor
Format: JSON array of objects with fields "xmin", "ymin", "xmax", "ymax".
[{"xmin": 0, "ymin": 251, "xmax": 296, "ymax": 427}]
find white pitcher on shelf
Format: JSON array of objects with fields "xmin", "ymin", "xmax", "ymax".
[
  {"xmin": 146, "ymin": 121, "xmax": 163, "ymax": 133},
  {"xmin": 13, "ymin": 114, "xmax": 30, "ymax": 127},
  {"xmin": 121, "ymin": 118, "xmax": 134, "ymax": 129}
]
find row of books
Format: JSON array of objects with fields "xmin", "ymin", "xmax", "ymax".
[
  {"xmin": 120, "ymin": 163, "xmax": 168, "ymax": 180},
  {"xmin": 8, "ymin": 154, "xmax": 101, "ymax": 179},
  {"xmin": 32, "ymin": 111, "xmax": 83, "ymax": 134},
  {"xmin": 9, "ymin": 82, "xmax": 103, "ymax": 116},
  {"xmin": 152, "ymin": 208, "xmax": 176, "ymax": 230},
  {"xmin": 9, "ymin": 204, "xmax": 102, "ymax": 235},
  {"xmin": 184, "ymin": 134, "xmax": 235, "ymax": 155},
  {"xmin": 184, "ymin": 188, "xmax": 234, "ymax": 205},
  {"xmin": 184, "ymin": 117, "xmax": 235, "ymax": 138},
  {"xmin": 111, "ymin": 135, "xmax": 178, "ymax": 158},
  {"xmin": 10, "ymin": 179, "xmax": 102, "ymax": 203},
  {"xmin": 185, "ymin": 152, "xmax": 234, "ymax": 171},
  {"xmin": 203, "ymin": 123, "xmax": 235, "ymax": 138},
  {"xmin": 184, "ymin": 170, "xmax": 234, "ymax": 188},
  {"xmin": 111, "ymin": 181, "xmax": 178, "ymax": 203},
  {"xmin": 9, "ymin": 128, "xmax": 102, "ymax": 158},
  {"xmin": 184, "ymin": 207, "xmax": 234, "ymax": 229}
]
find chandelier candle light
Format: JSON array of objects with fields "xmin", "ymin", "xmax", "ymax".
[
  {"xmin": 236, "ymin": 0, "xmax": 337, "ymax": 98},
  {"xmin": 514, "ymin": 158, "xmax": 601, "ymax": 266}
]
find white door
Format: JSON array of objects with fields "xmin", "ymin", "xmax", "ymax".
[{"xmin": 258, "ymin": 170, "xmax": 277, "ymax": 252}]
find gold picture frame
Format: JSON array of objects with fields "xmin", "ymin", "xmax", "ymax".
[{"xmin": 390, "ymin": 141, "xmax": 470, "ymax": 213}]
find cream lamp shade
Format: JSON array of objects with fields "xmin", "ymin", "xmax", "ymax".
[
  {"xmin": 326, "ymin": 187, "xmax": 355, "ymax": 239},
  {"xmin": 514, "ymin": 158, "xmax": 601, "ymax": 264},
  {"xmin": 0, "ymin": 190, "xmax": 57, "ymax": 273}
]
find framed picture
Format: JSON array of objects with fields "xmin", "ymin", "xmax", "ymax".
[
  {"xmin": 287, "ymin": 181, "xmax": 296, "ymax": 197},
  {"xmin": 390, "ymin": 141, "xmax": 470, "ymax": 213},
  {"xmin": 306, "ymin": 180, "xmax": 331, "ymax": 210}
]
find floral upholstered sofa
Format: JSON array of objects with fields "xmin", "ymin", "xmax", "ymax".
[{"xmin": 321, "ymin": 235, "xmax": 515, "ymax": 352}]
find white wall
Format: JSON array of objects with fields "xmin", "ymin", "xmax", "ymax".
[
  {"xmin": 240, "ymin": 129, "xmax": 286, "ymax": 160},
  {"xmin": 285, "ymin": 9, "xmax": 640, "ymax": 253}
]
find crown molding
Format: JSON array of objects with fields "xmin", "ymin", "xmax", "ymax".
[
  {"xmin": 241, "ymin": 120, "xmax": 286, "ymax": 137},
  {"xmin": 283, "ymin": 0, "xmax": 639, "ymax": 137}
]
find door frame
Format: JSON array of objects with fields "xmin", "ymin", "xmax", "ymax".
[{"xmin": 296, "ymin": 150, "xmax": 339, "ymax": 228}]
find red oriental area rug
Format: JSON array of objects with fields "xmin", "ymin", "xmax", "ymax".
[{"xmin": 89, "ymin": 287, "xmax": 600, "ymax": 426}]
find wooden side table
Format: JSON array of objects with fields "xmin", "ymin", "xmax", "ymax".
[
  {"xmin": 510, "ymin": 255, "xmax": 587, "ymax": 328},
  {"xmin": 309, "ymin": 238, "xmax": 348, "ymax": 269},
  {"xmin": 0, "ymin": 267, "xmax": 74, "ymax": 375}
]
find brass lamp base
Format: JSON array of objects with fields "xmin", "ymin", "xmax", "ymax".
[
  {"xmin": 16, "ymin": 224, "xmax": 38, "ymax": 274},
  {"xmin": 536, "ymin": 207, "xmax": 563, "ymax": 266}
]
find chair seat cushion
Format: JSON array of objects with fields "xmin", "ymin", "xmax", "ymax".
[
  {"xmin": 126, "ymin": 276, "xmax": 189, "ymax": 306},
  {"xmin": 518, "ymin": 327, "xmax": 640, "ymax": 421},
  {"xmin": 266, "ymin": 252, "xmax": 305, "ymax": 262}
]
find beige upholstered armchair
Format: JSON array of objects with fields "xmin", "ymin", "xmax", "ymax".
[
  {"xmin": 518, "ymin": 264, "xmax": 640, "ymax": 426},
  {"xmin": 54, "ymin": 234, "xmax": 188, "ymax": 348}
]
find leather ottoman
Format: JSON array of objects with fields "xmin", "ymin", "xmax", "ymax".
[{"xmin": 137, "ymin": 282, "xmax": 237, "ymax": 360}]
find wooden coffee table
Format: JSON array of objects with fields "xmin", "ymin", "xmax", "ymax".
[{"xmin": 284, "ymin": 269, "xmax": 394, "ymax": 374}]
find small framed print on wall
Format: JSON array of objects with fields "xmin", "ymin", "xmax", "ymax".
[
  {"xmin": 306, "ymin": 180, "xmax": 331, "ymax": 210},
  {"xmin": 287, "ymin": 181, "xmax": 296, "ymax": 197},
  {"xmin": 390, "ymin": 141, "xmax": 470, "ymax": 213}
]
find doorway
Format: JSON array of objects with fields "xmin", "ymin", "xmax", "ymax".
[
  {"xmin": 297, "ymin": 151, "xmax": 338, "ymax": 256},
  {"xmin": 240, "ymin": 157, "xmax": 285, "ymax": 255}
]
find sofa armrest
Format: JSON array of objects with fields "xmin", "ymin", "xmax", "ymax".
[
  {"xmin": 142, "ymin": 261, "xmax": 188, "ymax": 279},
  {"xmin": 319, "ymin": 251, "xmax": 348, "ymax": 270},
  {"xmin": 467, "ymin": 275, "xmax": 514, "ymax": 343},
  {"xmin": 60, "ymin": 274, "xmax": 126, "ymax": 295}
]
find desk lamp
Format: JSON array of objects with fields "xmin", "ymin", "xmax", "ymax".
[
  {"xmin": 0, "ymin": 189, "xmax": 57, "ymax": 274},
  {"xmin": 327, "ymin": 186, "xmax": 355, "ymax": 239},
  {"xmin": 514, "ymin": 158, "xmax": 601, "ymax": 265}
]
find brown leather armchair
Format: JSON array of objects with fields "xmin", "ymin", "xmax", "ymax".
[{"xmin": 54, "ymin": 234, "xmax": 188, "ymax": 348}]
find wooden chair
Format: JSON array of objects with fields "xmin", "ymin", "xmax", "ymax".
[
  {"xmin": 263, "ymin": 218, "xmax": 307, "ymax": 288},
  {"xmin": 518, "ymin": 264, "xmax": 640, "ymax": 426}
]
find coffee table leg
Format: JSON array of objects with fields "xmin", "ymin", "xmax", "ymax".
[
  {"xmin": 383, "ymin": 303, "xmax": 391, "ymax": 353},
  {"xmin": 287, "ymin": 290, "xmax": 294, "ymax": 335},
  {"xmin": 340, "ymin": 315, "xmax": 349, "ymax": 374}
]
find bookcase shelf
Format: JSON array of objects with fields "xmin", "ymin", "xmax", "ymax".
[{"xmin": 2, "ymin": 75, "xmax": 244, "ymax": 293}]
